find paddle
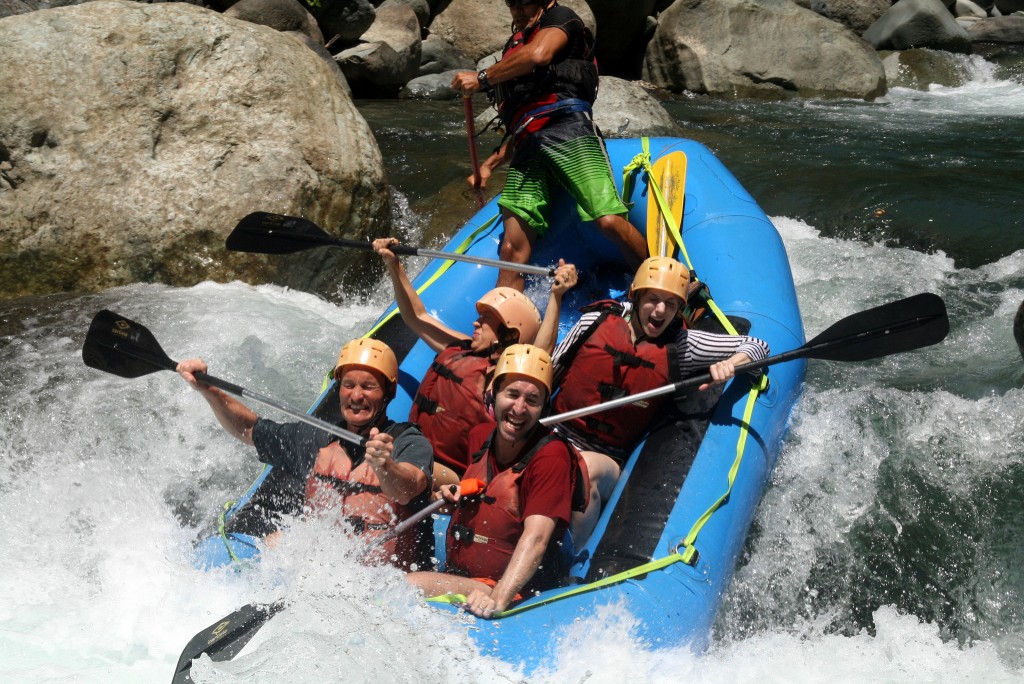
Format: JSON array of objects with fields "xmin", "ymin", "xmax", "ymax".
[
  {"xmin": 172, "ymin": 600, "xmax": 285, "ymax": 683},
  {"xmin": 646, "ymin": 151, "xmax": 687, "ymax": 259},
  {"xmin": 172, "ymin": 496, "xmax": 449, "ymax": 683},
  {"xmin": 226, "ymin": 212, "xmax": 555, "ymax": 277},
  {"xmin": 541, "ymin": 292, "xmax": 949, "ymax": 427},
  {"xmin": 463, "ymin": 96, "xmax": 485, "ymax": 208},
  {"xmin": 81, "ymin": 310, "xmax": 366, "ymax": 448}
]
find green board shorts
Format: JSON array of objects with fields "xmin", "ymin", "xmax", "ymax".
[{"xmin": 498, "ymin": 134, "xmax": 629, "ymax": 236}]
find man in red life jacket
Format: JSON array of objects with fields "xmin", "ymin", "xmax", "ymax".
[
  {"xmin": 406, "ymin": 344, "xmax": 583, "ymax": 618},
  {"xmin": 373, "ymin": 237, "xmax": 576, "ymax": 487},
  {"xmin": 535, "ymin": 256, "xmax": 771, "ymax": 546},
  {"xmin": 450, "ymin": 0, "xmax": 648, "ymax": 291},
  {"xmin": 176, "ymin": 339, "xmax": 434, "ymax": 570}
]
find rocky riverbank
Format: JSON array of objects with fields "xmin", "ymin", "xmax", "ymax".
[{"xmin": 1, "ymin": 0, "xmax": 1022, "ymax": 301}]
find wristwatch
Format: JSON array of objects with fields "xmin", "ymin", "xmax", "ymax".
[{"xmin": 477, "ymin": 69, "xmax": 491, "ymax": 90}]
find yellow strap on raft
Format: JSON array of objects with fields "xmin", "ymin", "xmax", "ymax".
[
  {"xmin": 645, "ymin": 165, "xmax": 689, "ymax": 267},
  {"xmin": 676, "ymin": 372, "xmax": 768, "ymax": 564},
  {"xmin": 620, "ymin": 136, "xmax": 652, "ymax": 208},
  {"xmin": 217, "ymin": 498, "xmax": 241, "ymax": 563},
  {"xmin": 424, "ymin": 548, "xmax": 686, "ymax": 618},
  {"xmin": 622, "ymin": 137, "xmax": 693, "ymax": 271}
]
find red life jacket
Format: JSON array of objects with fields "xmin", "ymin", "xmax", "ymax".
[
  {"xmin": 409, "ymin": 340, "xmax": 494, "ymax": 475},
  {"xmin": 446, "ymin": 427, "xmax": 585, "ymax": 586},
  {"xmin": 304, "ymin": 421, "xmax": 424, "ymax": 570},
  {"xmin": 495, "ymin": 8, "xmax": 598, "ymax": 136},
  {"xmin": 551, "ymin": 301, "xmax": 676, "ymax": 454}
]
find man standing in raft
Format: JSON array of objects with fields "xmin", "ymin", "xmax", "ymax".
[
  {"xmin": 373, "ymin": 237, "xmax": 576, "ymax": 487},
  {"xmin": 177, "ymin": 339, "xmax": 434, "ymax": 569},
  {"xmin": 406, "ymin": 344, "xmax": 584, "ymax": 618},
  {"xmin": 451, "ymin": 0, "xmax": 647, "ymax": 291},
  {"xmin": 536, "ymin": 256, "xmax": 771, "ymax": 546}
]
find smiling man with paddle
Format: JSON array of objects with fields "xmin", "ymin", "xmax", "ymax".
[
  {"xmin": 177, "ymin": 338, "xmax": 434, "ymax": 569},
  {"xmin": 451, "ymin": 0, "xmax": 647, "ymax": 291}
]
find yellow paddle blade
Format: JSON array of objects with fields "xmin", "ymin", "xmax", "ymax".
[{"xmin": 646, "ymin": 151, "xmax": 687, "ymax": 258}]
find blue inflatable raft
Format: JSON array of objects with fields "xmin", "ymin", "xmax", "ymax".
[{"xmin": 196, "ymin": 137, "xmax": 806, "ymax": 668}]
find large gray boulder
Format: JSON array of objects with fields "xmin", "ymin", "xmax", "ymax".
[
  {"xmin": 791, "ymin": 0, "xmax": 892, "ymax": 34},
  {"xmin": 863, "ymin": 0, "xmax": 972, "ymax": 52},
  {"xmin": 2, "ymin": 0, "xmax": 202, "ymax": 18},
  {"xmin": 337, "ymin": 0, "xmax": 422, "ymax": 96},
  {"xmin": 0, "ymin": 1, "xmax": 388, "ymax": 300},
  {"xmin": 223, "ymin": 0, "xmax": 348, "ymax": 82},
  {"xmin": 967, "ymin": 15, "xmax": 1024, "ymax": 41},
  {"xmin": 643, "ymin": 0, "xmax": 886, "ymax": 100},
  {"xmin": 224, "ymin": 0, "xmax": 324, "ymax": 45},
  {"xmin": 307, "ymin": 0, "xmax": 376, "ymax": 46},
  {"xmin": 593, "ymin": 77, "xmax": 681, "ymax": 138},
  {"xmin": 418, "ymin": 33, "xmax": 475, "ymax": 75},
  {"xmin": 390, "ymin": 0, "xmax": 431, "ymax": 31},
  {"xmin": 0, "ymin": 0, "xmax": 32, "ymax": 18},
  {"xmin": 399, "ymin": 70, "xmax": 461, "ymax": 99},
  {"xmin": 880, "ymin": 48, "xmax": 974, "ymax": 88}
]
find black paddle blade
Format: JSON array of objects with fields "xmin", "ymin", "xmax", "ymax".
[
  {"xmin": 226, "ymin": 212, "xmax": 335, "ymax": 255},
  {"xmin": 172, "ymin": 601, "xmax": 285, "ymax": 684},
  {"xmin": 804, "ymin": 292, "xmax": 949, "ymax": 362},
  {"xmin": 82, "ymin": 309, "xmax": 176, "ymax": 378}
]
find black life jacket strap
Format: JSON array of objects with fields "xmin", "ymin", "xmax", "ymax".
[
  {"xmin": 602, "ymin": 344, "xmax": 655, "ymax": 370},
  {"xmin": 597, "ymin": 382, "xmax": 628, "ymax": 402},
  {"xmin": 429, "ymin": 358, "xmax": 463, "ymax": 383},
  {"xmin": 583, "ymin": 415, "xmax": 616, "ymax": 436},
  {"xmin": 413, "ymin": 392, "xmax": 440, "ymax": 415}
]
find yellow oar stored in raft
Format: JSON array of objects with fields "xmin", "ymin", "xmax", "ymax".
[{"xmin": 646, "ymin": 151, "xmax": 687, "ymax": 258}]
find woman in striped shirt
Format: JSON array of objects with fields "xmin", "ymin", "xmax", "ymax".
[{"xmin": 536, "ymin": 256, "xmax": 769, "ymax": 546}]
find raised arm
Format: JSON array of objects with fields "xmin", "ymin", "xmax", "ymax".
[
  {"xmin": 535, "ymin": 259, "xmax": 577, "ymax": 354},
  {"xmin": 373, "ymin": 238, "xmax": 468, "ymax": 353},
  {"xmin": 363, "ymin": 428, "xmax": 430, "ymax": 505}
]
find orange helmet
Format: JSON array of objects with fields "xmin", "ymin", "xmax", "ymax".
[
  {"xmin": 334, "ymin": 338, "xmax": 398, "ymax": 394},
  {"xmin": 475, "ymin": 287, "xmax": 542, "ymax": 345},
  {"xmin": 629, "ymin": 256, "xmax": 690, "ymax": 303},
  {"xmin": 493, "ymin": 344, "xmax": 552, "ymax": 395}
]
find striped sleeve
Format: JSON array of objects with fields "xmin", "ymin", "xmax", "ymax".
[{"xmin": 676, "ymin": 329, "xmax": 770, "ymax": 378}]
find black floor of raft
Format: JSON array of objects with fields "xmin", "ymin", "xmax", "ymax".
[{"xmin": 585, "ymin": 315, "xmax": 752, "ymax": 581}]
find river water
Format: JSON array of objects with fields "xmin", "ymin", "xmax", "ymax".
[{"xmin": 2, "ymin": 53, "xmax": 1024, "ymax": 682}]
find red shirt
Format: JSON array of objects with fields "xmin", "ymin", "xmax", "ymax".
[{"xmin": 466, "ymin": 423, "xmax": 573, "ymax": 527}]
